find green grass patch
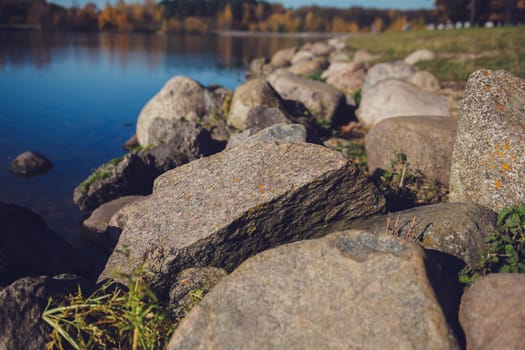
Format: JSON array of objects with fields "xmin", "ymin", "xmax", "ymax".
[
  {"xmin": 80, "ymin": 169, "xmax": 112, "ymax": 192},
  {"xmin": 307, "ymin": 71, "xmax": 326, "ymax": 82},
  {"xmin": 43, "ymin": 255, "xmax": 175, "ymax": 350},
  {"xmin": 345, "ymin": 26, "xmax": 525, "ymax": 81},
  {"xmin": 459, "ymin": 205, "xmax": 525, "ymax": 287}
]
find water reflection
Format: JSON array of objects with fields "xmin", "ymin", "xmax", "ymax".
[
  {"xmin": 0, "ymin": 31, "xmax": 308, "ymax": 244},
  {"xmin": 0, "ymin": 31, "xmax": 307, "ymax": 72}
]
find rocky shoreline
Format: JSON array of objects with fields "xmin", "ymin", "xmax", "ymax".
[{"xmin": 1, "ymin": 35, "xmax": 524, "ymax": 349}]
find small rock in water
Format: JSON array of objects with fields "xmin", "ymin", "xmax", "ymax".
[{"xmin": 8, "ymin": 151, "xmax": 52, "ymax": 177}]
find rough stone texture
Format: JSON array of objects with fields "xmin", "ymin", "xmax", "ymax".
[
  {"xmin": 459, "ymin": 274, "xmax": 525, "ymax": 350},
  {"xmin": 288, "ymin": 57, "xmax": 329, "ymax": 77},
  {"xmin": 408, "ymin": 70, "xmax": 441, "ymax": 92},
  {"xmin": 449, "ymin": 69, "xmax": 525, "ymax": 212},
  {"xmin": 140, "ymin": 118, "xmax": 218, "ymax": 159},
  {"xmin": 365, "ymin": 115, "xmax": 457, "ymax": 185},
  {"xmin": 290, "ymin": 50, "xmax": 314, "ymax": 65},
  {"xmin": 169, "ymin": 267, "xmax": 227, "ymax": 321},
  {"xmin": 0, "ymin": 203, "xmax": 91, "ymax": 286},
  {"xmin": 362, "ymin": 61, "xmax": 416, "ymax": 94},
  {"xmin": 349, "ymin": 202, "xmax": 497, "ymax": 266},
  {"xmin": 322, "ymin": 61, "xmax": 368, "ymax": 93},
  {"xmin": 226, "ymin": 123, "xmax": 307, "ymax": 149},
  {"xmin": 0, "ymin": 275, "xmax": 88, "ymax": 350},
  {"xmin": 100, "ymin": 142, "xmax": 385, "ymax": 296},
  {"xmin": 268, "ymin": 72, "xmax": 347, "ymax": 124},
  {"xmin": 404, "ymin": 49, "xmax": 436, "ymax": 65},
  {"xmin": 136, "ymin": 76, "xmax": 208, "ymax": 146},
  {"xmin": 73, "ymin": 154, "xmax": 157, "ymax": 212},
  {"xmin": 8, "ymin": 151, "xmax": 52, "ymax": 177},
  {"xmin": 168, "ymin": 230, "xmax": 459, "ymax": 350},
  {"xmin": 227, "ymin": 79, "xmax": 285, "ymax": 130},
  {"xmin": 270, "ymin": 47, "xmax": 297, "ymax": 68},
  {"xmin": 357, "ymin": 79, "xmax": 450, "ymax": 128},
  {"xmin": 83, "ymin": 195, "xmax": 145, "ymax": 233},
  {"xmin": 244, "ymin": 104, "xmax": 292, "ymax": 130}
]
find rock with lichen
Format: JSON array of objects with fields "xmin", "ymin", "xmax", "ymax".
[{"xmin": 449, "ymin": 69, "xmax": 525, "ymax": 211}]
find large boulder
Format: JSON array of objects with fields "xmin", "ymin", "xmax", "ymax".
[
  {"xmin": 268, "ymin": 72, "xmax": 347, "ymax": 125},
  {"xmin": 168, "ymin": 230, "xmax": 459, "ymax": 350},
  {"xmin": 365, "ymin": 115, "xmax": 457, "ymax": 185},
  {"xmin": 460, "ymin": 274, "xmax": 525, "ymax": 350},
  {"xmin": 0, "ymin": 275, "xmax": 88, "ymax": 350},
  {"xmin": 8, "ymin": 151, "xmax": 52, "ymax": 177},
  {"xmin": 322, "ymin": 61, "xmax": 368, "ymax": 94},
  {"xmin": 227, "ymin": 79, "xmax": 285, "ymax": 131},
  {"xmin": 362, "ymin": 61, "xmax": 416, "ymax": 94},
  {"xmin": 404, "ymin": 49, "xmax": 436, "ymax": 65},
  {"xmin": 449, "ymin": 69, "xmax": 525, "ymax": 212},
  {"xmin": 100, "ymin": 142, "xmax": 385, "ymax": 296},
  {"xmin": 349, "ymin": 202, "xmax": 497, "ymax": 266},
  {"xmin": 136, "ymin": 76, "xmax": 208, "ymax": 146},
  {"xmin": 357, "ymin": 79, "xmax": 450, "ymax": 128},
  {"xmin": 0, "ymin": 203, "xmax": 91, "ymax": 286}
]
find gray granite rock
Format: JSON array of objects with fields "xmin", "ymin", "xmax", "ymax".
[
  {"xmin": 460, "ymin": 274, "xmax": 525, "ymax": 350},
  {"xmin": 168, "ymin": 230, "xmax": 459, "ymax": 350},
  {"xmin": 268, "ymin": 72, "xmax": 347, "ymax": 124},
  {"xmin": 362, "ymin": 61, "xmax": 416, "ymax": 94},
  {"xmin": 449, "ymin": 69, "xmax": 525, "ymax": 211},
  {"xmin": 73, "ymin": 153, "xmax": 156, "ymax": 212},
  {"xmin": 169, "ymin": 267, "xmax": 227, "ymax": 321},
  {"xmin": 8, "ymin": 151, "xmax": 52, "ymax": 177},
  {"xmin": 100, "ymin": 142, "xmax": 385, "ymax": 296},
  {"xmin": 0, "ymin": 275, "xmax": 88, "ymax": 350},
  {"xmin": 227, "ymin": 79, "xmax": 285, "ymax": 131},
  {"xmin": 226, "ymin": 123, "xmax": 307, "ymax": 149},
  {"xmin": 349, "ymin": 202, "xmax": 497, "ymax": 266},
  {"xmin": 365, "ymin": 115, "xmax": 457, "ymax": 185},
  {"xmin": 357, "ymin": 79, "xmax": 450, "ymax": 128},
  {"xmin": 322, "ymin": 61, "xmax": 368, "ymax": 94},
  {"xmin": 244, "ymin": 105, "xmax": 292, "ymax": 131},
  {"xmin": 136, "ymin": 76, "xmax": 208, "ymax": 146},
  {"xmin": 82, "ymin": 195, "xmax": 145, "ymax": 249}
]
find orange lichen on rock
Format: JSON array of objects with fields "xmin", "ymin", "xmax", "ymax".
[{"xmin": 495, "ymin": 179, "xmax": 502, "ymax": 189}]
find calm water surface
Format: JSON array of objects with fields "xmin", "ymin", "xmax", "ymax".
[{"xmin": 0, "ymin": 31, "xmax": 308, "ymax": 244}]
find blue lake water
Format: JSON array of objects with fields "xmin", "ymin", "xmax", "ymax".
[{"xmin": 0, "ymin": 31, "xmax": 308, "ymax": 243}]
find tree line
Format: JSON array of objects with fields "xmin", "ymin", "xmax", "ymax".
[{"xmin": 0, "ymin": 0, "xmax": 523, "ymax": 33}]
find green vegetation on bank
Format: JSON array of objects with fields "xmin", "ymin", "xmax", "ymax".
[
  {"xmin": 345, "ymin": 26, "xmax": 525, "ymax": 81},
  {"xmin": 43, "ymin": 254, "xmax": 176, "ymax": 350},
  {"xmin": 459, "ymin": 205, "xmax": 525, "ymax": 286}
]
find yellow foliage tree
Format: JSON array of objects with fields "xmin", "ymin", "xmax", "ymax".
[{"xmin": 217, "ymin": 3, "xmax": 233, "ymax": 30}]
